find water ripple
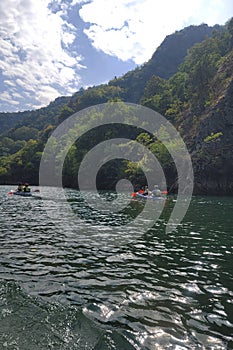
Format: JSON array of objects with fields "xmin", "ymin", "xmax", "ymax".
[{"xmin": 0, "ymin": 187, "xmax": 233, "ymax": 349}]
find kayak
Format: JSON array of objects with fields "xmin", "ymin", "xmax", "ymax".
[
  {"xmin": 135, "ymin": 193, "xmax": 166, "ymax": 200},
  {"xmin": 8, "ymin": 190, "xmax": 32, "ymax": 197}
]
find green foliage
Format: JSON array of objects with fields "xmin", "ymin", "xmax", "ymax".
[
  {"xmin": 0, "ymin": 112, "xmax": 23, "ymax": 134},
  {"xmin": 136, "ymin": 132, "xmax": 153, "ymax": 146},
  {"xmin": 0, "ymin": 137, "xmax": 26, "ymax": 156},
  {"xmin": 0, "ymin": 166, "xmax": 7, "ymax": 176},
  {"xmin": 165, "ymin": 99, "xmax": 183, "ymax": 121},
  {"xmin": 141, "ymin": 76, "xmax": 172, "ymax": 115},
  {"xmin": 227, "ymin": 18, "xmax": 233, "ymax": 48},
  {"xmin": 204, "ymin": 131, "xmax": 223, "ymax": 143},
  {"xmin": 58, "ymin": 106, "xmax": 75, "ymax": 122},
  {"xmin": 9, "ymin": 126, "xmax": 39, "ymax": 141},
  {"xmin": 69, "ymin": 85, "xmax": 125, "ymax": 112},
  {"xmin": 141, "ymin": 76, "xmax": 168, "ymax": 99},
  {"xmin": 141, "ymin": 20, "xmax": 232, "ymax": 121},
  {"xmin": 169, "ymin": 72, "xmax": 189, "ymax": 101},
  {"xmin": 179, "ymin": 36, "xmax": 226, "ymax": 113},
  {"xmin": 125, "ymin": 161, "xmax": 146, "ymax": 186},
  {"xmin": 3, "ymin": 96, "xmax": 70, "ymax": 132}
]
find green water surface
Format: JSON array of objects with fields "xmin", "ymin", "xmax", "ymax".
[{"xmin": 0, "ymin": 186, "xmax": 232, "ymax": 349}]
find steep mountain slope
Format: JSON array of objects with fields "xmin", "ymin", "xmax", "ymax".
[
  {"xmin": 57, "ymin": 24, "xmax": 215, "ymax": 119},
  {"xmin": 189, "ymin": 50, "xmax": 233, "ymax": 194},
  {"xmin": 108, "ymin": 24, "xmax": 214, "ymax": 103}
]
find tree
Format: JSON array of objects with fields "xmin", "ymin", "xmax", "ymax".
[{"xmin": 227, "ymin": 17, "xmax": 233, "ymax": 48}]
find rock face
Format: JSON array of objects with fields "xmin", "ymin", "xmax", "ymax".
[
  {"xmin": 148, "ymin": 24, "xmax": 214, "ymax": 79},
  {"xmin": 110, "ymin": 24, "xmax": 214, "ymax": 103},
  {"xmin": 191, "ymin": 77, "xmax": 233, "ymax": 195}
]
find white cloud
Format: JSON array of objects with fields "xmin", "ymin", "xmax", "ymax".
[
  {"xmin": 12, "ymin": 92, "xmax": 24, "ymax": 99},
  {"xmin": 0, "ymin": 0, "xmax": 232, "ymax": 112},
  {"xmin": 0, "ymin": 0, "xmax": 83, "ymax": 110},
  {"xmin": 79, "ymin": 0, "xmax": 233, "ymax": 64},
  {"xmin": 0, "ymin": 91, "xmax": 20, "ymax": 105},
  {"xmin": 71, "ymin": 0, "xmax": 89, "ymax": 5},
  {"xmin": 4, "ymin": 80, "xmax": 16, "ymax": 87},
  {"xmin": 32, "ymin": 85, "xmax": 64, "ymax": 108}
]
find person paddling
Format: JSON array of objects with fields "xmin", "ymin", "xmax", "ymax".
[
  {"xmin": 142, "ymin": 186, "xmax": 149, "ymax": 196},
  {"xmin": 151, "ymin": 185, "xmax": 161, "ymax": 197},
  {"xmin": 23, "ymin": 183, "xmax": 31, "ymax": 192},
  {"xmin": 17, "ymin": 183, "xmax": 23, "ymax": 192}
]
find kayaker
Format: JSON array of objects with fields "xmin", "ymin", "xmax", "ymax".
[
  {"xmin": 17, "ymin": 183, "xmax": 23, "ymax": 192},
  {"xmin": 143, "ymin": 185, "xmax": 149, "ymax": 196},
  {"xmin": 151, "ymin": 185, "xmax": 161, "ymax": 197},
  {"xmin": 23, "ymin": 183, "xmax": 31, "ymax": 192}
]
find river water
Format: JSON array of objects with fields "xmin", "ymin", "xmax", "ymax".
[{"xmin": 0, "ymin": 185, "xmax": 232, "ymax": 349}]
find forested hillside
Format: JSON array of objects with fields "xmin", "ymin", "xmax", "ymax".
[{"xmin": 0, "ymin": 20, "xmax": 232, "ymax": 195}]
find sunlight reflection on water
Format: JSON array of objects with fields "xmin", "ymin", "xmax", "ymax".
[{"xmin": 0, "ymin": 186, "xmax": 233, "ymax": 349}]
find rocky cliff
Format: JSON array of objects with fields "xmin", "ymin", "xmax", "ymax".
[{"xmin": 188, "ymin": 51, "xmax": 233, "ymax": 195}]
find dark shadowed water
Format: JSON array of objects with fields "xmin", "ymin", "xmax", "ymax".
[{"xmin": 0, "ymin": 185, "xmax": 232, "ymax": 349}]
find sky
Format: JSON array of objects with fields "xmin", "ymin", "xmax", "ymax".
[{"xmin": 0, "ymin": 0, "xmax": 232, "ymax": 113}]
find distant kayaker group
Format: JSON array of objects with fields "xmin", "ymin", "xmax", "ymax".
[{"xmin": 132, "ymin": 185, "xmax": 167, "ymax": 198}]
